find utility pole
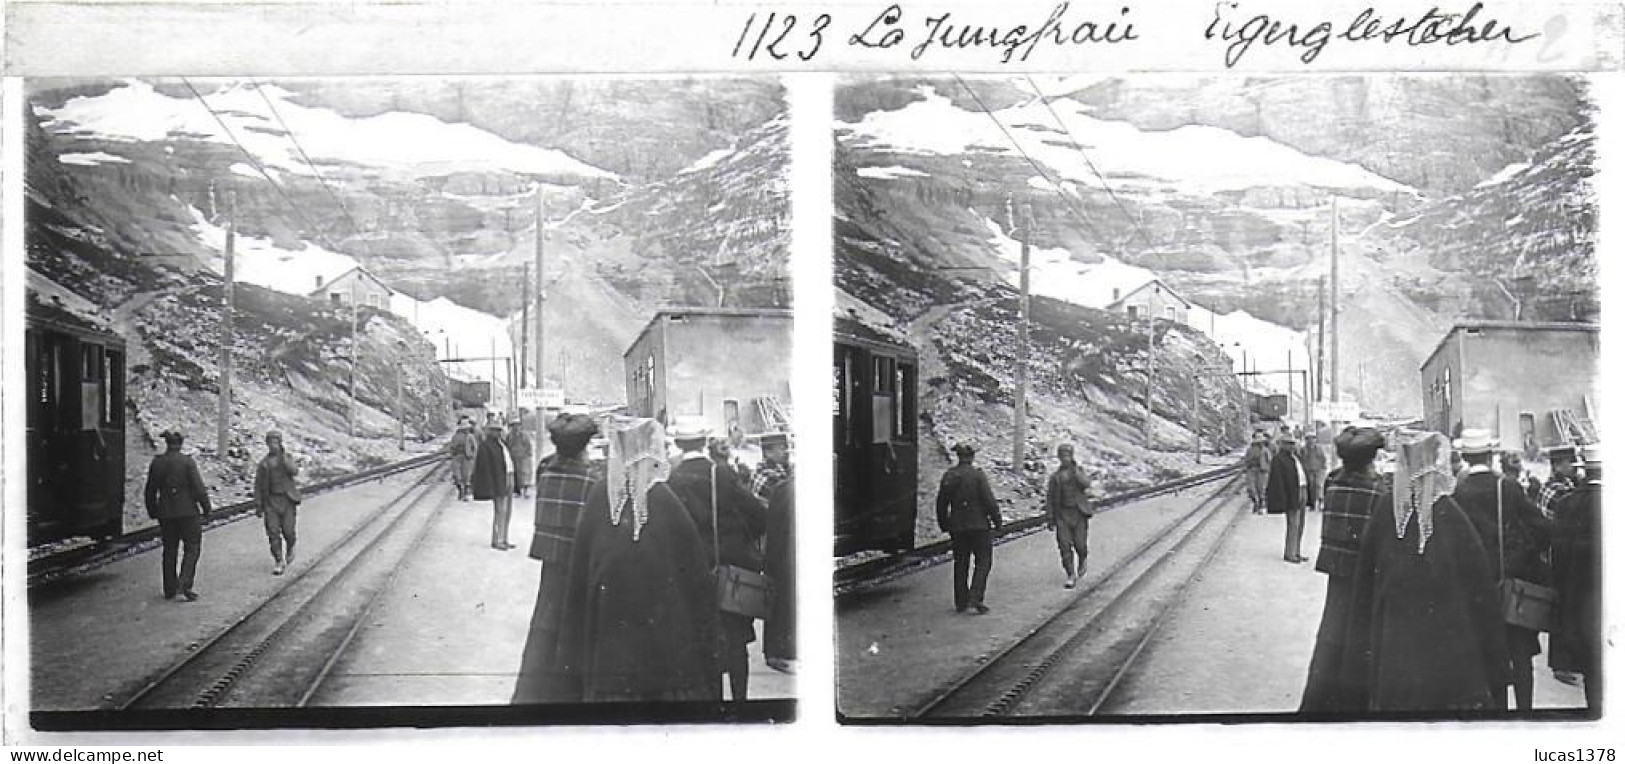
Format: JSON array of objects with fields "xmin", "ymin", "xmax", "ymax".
[
  {"xmin": 1192, "ymin": 373, "xmax": 1202, "ymax": 464},
  {"xmin": 1011, "ymin": 195, "xmax": 1031, "ymax": 470},
  {"xmin": 348, "ymin": 279, "xmax": 358, "ymax": 438},
  {"xmin": 396, "ymin": 344, "xmax": 405, "ymax": 451},
  {"xmin": 519, "ymin": 261, "xmax": 530, "ymax": 390},
  {"xmin": 217, "ymin": 187, "xmax": 235, "ymax": 458},
  {"xmin": 1316, "ymin": 275, "xmax": 1326, "ymax": 403},
  {"xmin": 1287, "ymin": 349, "xmax": 1296, "ymax": 427},
  {"xmin": 1143, "ymin": 284, "xmax": 1159, "ymax": 443},
  {"xmin": 535, "ymin": 188, "xmax": 546, "ymax": 395},
  {"xmin": 1329, "ymin": 196, "xmax": 1340, "ymax": 403}
]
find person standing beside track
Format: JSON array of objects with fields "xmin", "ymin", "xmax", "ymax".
[
  {"xmin": 447, "ymin": 419, "xmax": 478, "ymax": 501},
  {"xmin": 1265, "ymin": 434, "xmax": 1310, "ymax": 564},
  {"xmin": 143, "ymin": 430, "xmax": 212, "ymax": 601},
  {"xmin": 1243, "ymin": 431, "xmax": 1271, "ymax": 514},
  {"xmin": 254, "ymin": 430, "xmax": 302, "ymax": 576},
  {"xmin": 1299, "ymin": 426, "xmax": 1386, "ymax": 714},
  {"xmin": 473, "ymin": 421, "xmax": 517, "ymax": 551},
  {"xmin": 512, "ymin": 413, "xmax": 599, "ymax": 703},
  {"xmin": 1302, "ymin": 431, "xmax": 1328, "ymax": 512},
  {"xmin": 1044, "ymin": 444, "xmax": 1094, "ymax": 590},
  {"xmin": 508, "ymin": 417, "xmax": 535, "ymax": 499},
  {"xmin": 936, "ymin": 443, "xmax": 1003, "ymax": 614}
]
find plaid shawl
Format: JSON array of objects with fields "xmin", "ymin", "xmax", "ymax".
[
  {"xmin": 1314, "ymin": 467, "xmax": 1388, "ymax": 578},
  {"xmin": 529, "ymin": 454, "xmax": 598, "ymax": 564}
]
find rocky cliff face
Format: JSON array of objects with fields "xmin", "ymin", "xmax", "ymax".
[{"xmin": 836, "ymin": 75, "xmax": 1596, "ymax": 417}]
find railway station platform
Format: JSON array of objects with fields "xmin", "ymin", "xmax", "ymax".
[
  {"xmin": 27, "ymin": 463, "xmax": 792, "ymax": 722},
  {"xmin": 836, "ymin": 480, "xmax": 1586, "ymax": 720}
]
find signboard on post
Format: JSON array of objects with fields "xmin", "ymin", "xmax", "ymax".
[
  {"xmin": 1312, "ymin": 400, "xmax": 1361, "ymax": 423},
  {"xmin": 519, "ymin": 387, "xmax": 565, "ymax": 410}
]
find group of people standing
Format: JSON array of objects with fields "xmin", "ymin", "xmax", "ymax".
[
  {"xmin": 1300, "ymin": 426, "xmax": 1603, "ymax": 715},
  {"xmin": 509, "ymin": 414, "xmax": 796, "ymax": 704},
  {"xmin": 1243, "ymin": 427, "xmax": 1329, "ymax": 564},
  {"xmin": 143, "ymin": 429, "xmax": 305, "ymax": 600},
  {"xmin": 447, "ymin": 415, "xmax": 536, "ymax": 551}
]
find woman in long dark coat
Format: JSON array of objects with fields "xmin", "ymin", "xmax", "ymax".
[
  {"xmin": 1340, "ymin": 433, "xmax": 1509, "ymax": 713},
  {"xmin": 551, "ymin": 418, "xmax": 721, "ymax": 703}
]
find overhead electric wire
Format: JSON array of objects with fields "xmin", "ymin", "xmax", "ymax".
[
  {"xmin": 949, "ymin": 73, "xmax": 1107, "ymax": 244},
  {"xmin": 251, "ymin": 79, "xmax": 368, "ymax": 244},
  {"xmin": 179, "ymin": 77, "xmax": 343, "ymax": 253},
  {"xmin": 1022, "ymin": 75, "xmax": 1159, "ymax": 255}
]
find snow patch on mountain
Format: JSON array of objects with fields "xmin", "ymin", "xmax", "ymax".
[
  {"xmin": 839, "ymin": 85, "xmax": 1415, "ymax": 196},
  {"xmin": 58, "ymin": 152, "xmax": 130, "ymax": 166},
  {"xmin": 42, "ymin": 80, "xmax": 618, "ymax": 181},
  {"xmin": 856, "ymin": 166, "xmax": 930, "ymax": 180}
]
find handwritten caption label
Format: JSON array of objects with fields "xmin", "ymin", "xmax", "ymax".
[{"xmin": 727, "ymin": 2, "xmax": 1543, "ymax": 67}]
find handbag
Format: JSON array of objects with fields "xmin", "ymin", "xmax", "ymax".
[
  {"xmin": 1496, "ymin": 480, "xmax": 1556, "ymax": 631},
  {"xmin": 710, "ymin": 463, "xmax": 775, "ymax": 620}
]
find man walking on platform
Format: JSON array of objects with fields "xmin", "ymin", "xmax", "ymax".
[
  {"xmin": 254, "ymin": 430, "xmax": 302, "ymax": 576},
  {"xmin": 143, "ymin": 430, "xmax": 211, "ymax": 601},
  {"xmin": 1266, "ymin": 434, "xmax": 1309, "ymax": 563},
  {"xmin": 936, "ymin": 443, "xmax": 1002, "ymax": 614},
  {"xmin": 1243, "ymin": 431, "xmax": 1271, "ymax": 514},
  {"xmin": 1045, "ymin": 444, "xmax": 1094, "ymax": 589}
]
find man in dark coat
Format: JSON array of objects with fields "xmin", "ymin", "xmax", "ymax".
[
  {"xmin": 143, "ymin": 430, "xmax": 212, "ymax": 601},
  {"xmin": 472, "ymin": 422, "xmax": 516, "ymax": 550},
  {"xmin": 1452, "ymin": 429, "xmax": 1552, "ymax": 711},
  {"xmin": 1341, "ymin": 432, "xmax": 1509, "ymax": 713},
  {"xmin": 1538, "ymin": 444, "xmax": 1580, "ymax": 518},
  {"xmin": 1266, "ymin": 435, "xmax": 1310, "ymax": 563},
  {"xmin": 1300, "ymin": 426, "xmax": 1386, "ymax": 714},
  {"xmin": 551, "ymin": 420, "xmax": 721, "ymax": 703},
  {"xmin": 508, "ymin": 418, "xmax": 535, "ymax": 498},
  {"xmin": 936, "ymin": 443, "xmax": 1003, "ymax": 614},
  {"xmin": 1045, "ymin": 444, "xmax": 1093, "ymax": 589},
  {"xmin": 253, "ymin": 430, "xmax": 302, "ymax": 576},
  {"xmin": 665, "ymin": 418, "xmax": 767, "ymax": 702},
  {"xmin": 763, "ymin": 478, "xmax": 796, "ymax": 675},
  {"xmin": 512, "ymin": 414, "xmax": 599, "ymax": 704},
  {"xmin": 1501, "ymin": 450, "xmax": 1542, "ymax": 505},
  {"xmin": 1549, "ymin": 444, "xmax": 1601, "ymax": 713}
]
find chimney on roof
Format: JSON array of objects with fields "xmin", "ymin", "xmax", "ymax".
[{"xmin": 316, "ymin": 275, "xmax": 324, "ymax": 289}]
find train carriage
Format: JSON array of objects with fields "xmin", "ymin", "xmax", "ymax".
[
  {"xmin": 26, "ymin": 306, "xmax": 127, "ymax": 545},
  {"xmin": 834, "ymin": 317, "xmax": 918, "ymax": 555}
]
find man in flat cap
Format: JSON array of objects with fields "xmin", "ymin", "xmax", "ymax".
[
  {"xmin": 1300, "ymin": 426, "xmax": 1386, "ymax": 713},
  {"xmin": 143, "ymin": 430, "xmax": 212, "ymax": 601},
  {"xmin": 254, "ymin": 430, "xmax": 302, "ymax": 576},
  {"xmin": 1045, "ymin": 444, "xmax": 1094, "ymax": 589},
  {"xmin": 936, "ymin": 443, "xmax": 1003, "ymax": 614},
  {"xmin": 513, "ymin": 413, "xmax": 600, "ymax": 703},
  {"xmin": 508, "ymin": 416, "xmax": 534, "ymax": 499},
  {"xmin": 1243, "ymin": 431, "xmax": 1272, "ymax": 514},
  {"xmin": 447, "ymin": 419, "xmax": 479, "ymax": 501}
]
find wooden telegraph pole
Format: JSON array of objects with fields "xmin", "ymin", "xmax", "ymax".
[
  {"xmin": 519, "ymin": 261, "xmax": 530, "ymax": 390},
  {"xmin": 1316, "ymin": 275, "xmax": 1326, "ymax": 403},
  {"xmin": 1329, "ymin": 197, "xmax": 1340, "ymax": 403},
  {"xmin": 535, "ymin": 189, "xmax": 546, "ymax": 396},
  {"xmin": 217, "ymin": 187, "xmax": 235, "ymax": 458},
  {"xmin": 1011, "ymin": 196, "xmax": 1031, "ymax": 470},
  {"xmin": 1143, "ymin": 284, "xmax": 1159, "ymax": 443}
]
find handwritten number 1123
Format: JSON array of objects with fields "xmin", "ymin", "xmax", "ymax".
[{"xmin": 733, "ymin": 12, "xmax": 831, "ymax": 61}]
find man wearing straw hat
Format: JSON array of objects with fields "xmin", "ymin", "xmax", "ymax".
[
  {"xmin": 666, "ymin": 415, "xmax": 767, "ymax": 702},
  {"xmin": 1452, "ymin": 428, "xmax": 1551, "ymax": 711}
]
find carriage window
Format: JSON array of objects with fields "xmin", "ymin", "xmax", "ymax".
[
  {"xmin": 872, "ymin": 356, "xmax": 895, "ymax": 444},
  {"xmin": 103, "ymin": 350, "xmax": 124, "ymax": 427},
  {"xmin": 896, "ymin": 362, "xmax": 917, "ymax": 442}
]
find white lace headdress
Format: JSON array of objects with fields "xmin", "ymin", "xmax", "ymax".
[
  {"xmin": 1393, "ymin": 430, "xmax": 1456, "ymax": 555},
  {"xmin": 605, "ymin": 417, "xmax": 671, "ymax": 542}
]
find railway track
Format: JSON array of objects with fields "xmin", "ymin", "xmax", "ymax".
[
  {"xmin": 908, "ymin": 473, "xmax": 1244, "ymax": 720},
  {"xmin": 835, "ymin": 464, "xmax": 1243, "ymax": 599},
  {"xmin": 28, "ymin": 452, "xmax": 449, "ymax": 590},
  {"xmin": 118, "ymin": 461, "xmax": 452, "ymax": 710}
]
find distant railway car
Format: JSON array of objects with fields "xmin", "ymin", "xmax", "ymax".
[
  {"xmin": 26, "ymin": 307, "xmax": 126, "ymax": 545},
  {"xmin": 449, "ymin": 379, "xmax": 492, "ymax": 409},
  {"xmin": 834, "ymin": 317, "xmax": 918, "ymax": 555},
  {"xmin": 1249, "ymin": 392, "xmax": 1288, "ymax": 420}
]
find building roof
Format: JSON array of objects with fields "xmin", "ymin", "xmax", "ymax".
[
  {"xmin": 835, "ymin": 314, "xmax": 915, "ymax": 357},
  {"xmin": 1421, "ymin": 320, "xmax": 1600, "ymax": 371},
  {"xmin": 624, "ymin": 307, "xmax": 794, "ymax": 358},
  {"xmin": 307, "ymin": 266, "xmax": 394, "ymax": 297},
  {"xmin": 1105, "ymin": 278, "xmax": 1193, "ymax": 311}
]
